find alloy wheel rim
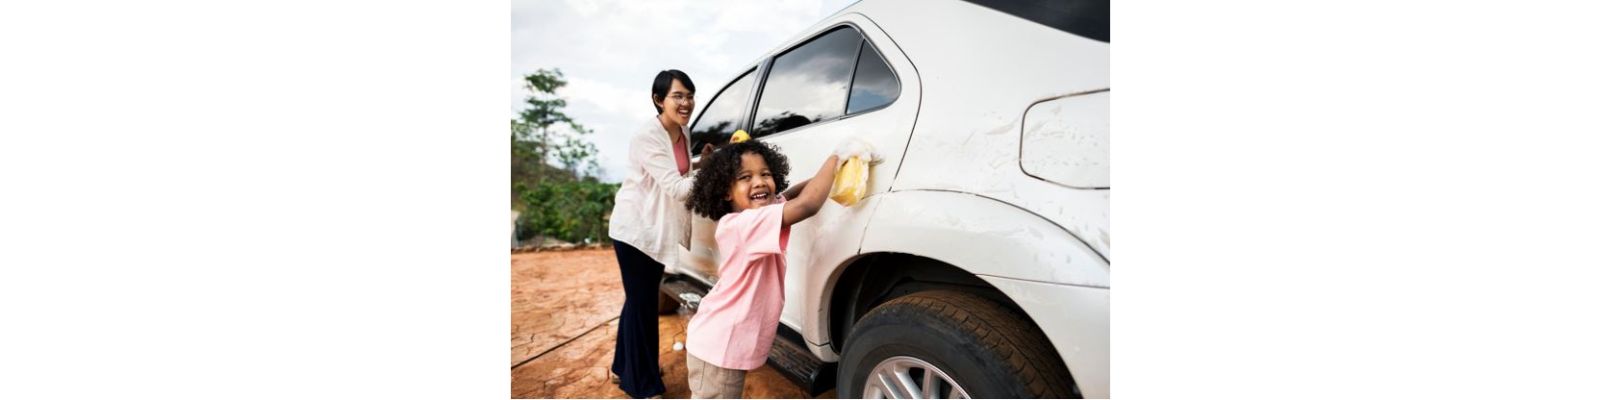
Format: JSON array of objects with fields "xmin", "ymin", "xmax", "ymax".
[{"xmin": 862, "ymin": 356, "xmax": 969, "ymax": 399}]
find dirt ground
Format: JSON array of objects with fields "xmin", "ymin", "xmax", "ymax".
[{"xmin": 512, "ymin": 249, "xmax": 833, "ymax": 399}]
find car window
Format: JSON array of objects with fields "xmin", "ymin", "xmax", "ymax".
[
  {"xmin": 752, "ymin": 27, "xmax": 861, "ymax": 137},
  {"xmin": 689, "ymin": 68, "xmax": 757, "ymax": 156},
  {"xmin": 846, "ymin": 41, "xmax": 899, "ymax": 115},
  {"xmin": 962, "ymin": 0, "xmax": 1108, "ymax": 43}
]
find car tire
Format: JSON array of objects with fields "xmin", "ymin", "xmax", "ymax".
[{"xmin": 837, "ymin": 290, "xmax": 1079, "ymax": 398}]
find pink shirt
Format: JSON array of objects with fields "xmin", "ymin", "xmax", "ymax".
[
  {"xmin": 673, "ymin": 135, "xmax": 690, "ymax": 175},
  {"xmin": 685, "ymin": 197, "xmax": 790, "ymax": 370}
]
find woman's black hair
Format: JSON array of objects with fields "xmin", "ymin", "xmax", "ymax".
[
  {"xmin": 686, "ymin": 140, "xmax": 791, "ymax": 221},
  {"xmin": 651, "ymin": 69, "xmax": 696, "ymax": 114}
]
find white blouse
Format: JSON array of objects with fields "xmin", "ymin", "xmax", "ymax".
[{"xmin": 608, "ymin": 117, "xmax": 695, "ymax": 270}]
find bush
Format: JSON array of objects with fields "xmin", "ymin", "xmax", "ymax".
[{"xmin": 514, "ymin": 181, "xmax": 619, "ymax": 244}]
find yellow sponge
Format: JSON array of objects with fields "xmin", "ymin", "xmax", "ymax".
[
  {"xmin": 829, "ymin": 156, "xmax": 869, "ymax": 206},
  {"xmin": 729, "ymin": 130, "xmax": 751, "ymax": 143}
]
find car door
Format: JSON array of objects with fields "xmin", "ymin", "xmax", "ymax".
[
  {"xmin": 746, "ymin": 21, "xmax": 917, "ymax": 338},
  {"xmin": 679, "ymin": 68, "xmax": 761, "ymax": 284},
  {"xmin": 684, "ymin": 15, "xmax": 921, "ymax": 345}
]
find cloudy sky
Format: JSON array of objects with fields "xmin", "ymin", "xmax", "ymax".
[{"xmin": 512, "ymin": 0, "xmax": 858, "ymax": 182}]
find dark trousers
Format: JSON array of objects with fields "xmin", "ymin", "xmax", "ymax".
[{"xmin": 611, "ymin": 240, "xmax": 667, "ymax": 398}]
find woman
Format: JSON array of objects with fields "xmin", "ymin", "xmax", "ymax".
[{"xmin": 606, "ymin": 69, "xmax": 712, "ymax": 398}]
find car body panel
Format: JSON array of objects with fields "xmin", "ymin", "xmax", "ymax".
[
  {"xmin": 858, "ymin": 190, "xmax": 1109, "ymax": 288},
  {"xmin": 868, "ymin": 0, "xmax": 1110, "ymax": 260},
  {"xmin": 1020, "ymin": 91, "xmax": 1111, "ymax": 259}
]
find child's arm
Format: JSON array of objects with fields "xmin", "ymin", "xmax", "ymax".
[
  {"xmin": 782, "ymin": 180, "xmax": 808, "ymax": 201},
  {"xmin": 782, "ymin": 155, "xmax": 838, "ymax": 226}
]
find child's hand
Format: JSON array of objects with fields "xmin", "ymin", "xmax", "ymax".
[{"xmin": 835, "ymin": 137, "xmax": 881, "ymax": 164}]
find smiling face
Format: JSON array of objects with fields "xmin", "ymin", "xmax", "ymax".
[
  {"xmin": 728, "ymin": 152, "xmax": 778, "ymax": 212},
  {"xmin": 656, "ymin": 78, "xmax": 695, "ymax": 127}
]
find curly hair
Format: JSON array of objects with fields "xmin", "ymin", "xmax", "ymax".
[{"xmin": 686, "ymin": 140, "xmax": 792, "ymax": 221}]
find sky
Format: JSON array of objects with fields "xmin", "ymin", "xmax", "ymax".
[{"xmin": 512, "ymin": 0, "xmax": 859, "ymax": 182}]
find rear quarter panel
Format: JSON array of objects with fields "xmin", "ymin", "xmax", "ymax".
[{"xmin": 866, "ymin": 0, "xmax": 1110, "ymax": 237}]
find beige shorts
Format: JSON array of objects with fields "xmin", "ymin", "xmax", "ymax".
[{"xmin": 686, "ymin": 354, "xmax": 746, "ymax": 399}]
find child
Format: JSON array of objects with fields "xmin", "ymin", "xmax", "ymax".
[{"xmin": 681, "ymin": 137, "xmax": 873, "ymax": 399}]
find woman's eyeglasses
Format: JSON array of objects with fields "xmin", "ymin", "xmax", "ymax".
[{"xmin": 667, "ymin": 93, "xmax": 696, "ymax": 104}]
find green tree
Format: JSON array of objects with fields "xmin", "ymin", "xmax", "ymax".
[
  {"xmin": 513, "ymin": 68, "xmax": 600, "ymax": 184},
  {"xmin": 512, "ymin": 68, "xmax": 617, "ymax": 245}
]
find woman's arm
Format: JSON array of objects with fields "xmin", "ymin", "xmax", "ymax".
[
  {"xmin": 632, "ymin": 131, "xmax": 693, "ymax": 200},
  {"xmin": 782, "ymin": 155, "xmax": 838, "ymax": 226}
]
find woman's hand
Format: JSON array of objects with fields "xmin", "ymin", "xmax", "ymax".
[{"xmin": 695, "ymin": 143, "xmax": 716, "ymax": 171}]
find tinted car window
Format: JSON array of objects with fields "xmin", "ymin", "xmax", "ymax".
[
  {"xmin": 752, "ymin": 27, "xmax": 861, "ymax": 137},
  {"xmin": 962, "ymin": 0, "xmax": 1109, "ymax": 42},
  {"xmin": 846, "ymin": 41, "xmax": 899, "ymax": 115},
  {"xmin": 689, "ymin": 69, "xmax": 757, "ymax": 156}
]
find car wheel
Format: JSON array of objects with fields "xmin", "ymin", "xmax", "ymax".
[{"xmin": 837, "ymin": 290, "xmax": 1079, "ymax": 398}]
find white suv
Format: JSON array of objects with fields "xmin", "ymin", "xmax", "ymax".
[{"xmin": 663, "ymin": 0, "xmax": 1109, "ymax": 397}]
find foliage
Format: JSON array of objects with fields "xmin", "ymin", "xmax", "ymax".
[
  {"xmin": 514, "ymin": 180, "xmax": 619, "ymax": 244},
  {"xmin": 512, "ymin": 68, "xmax": 601, "ymax": 182},
  {"xmin": 512, "ymin": 67, "xmax": 615, "ymax": 244}
]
